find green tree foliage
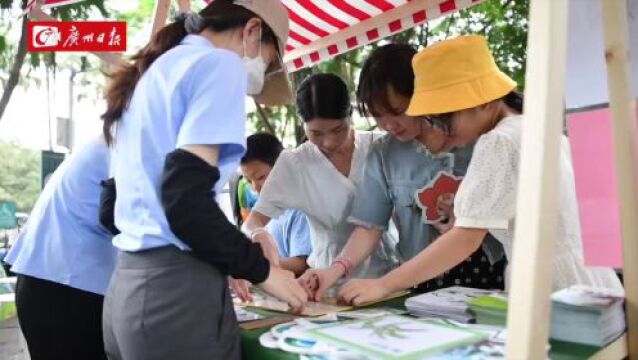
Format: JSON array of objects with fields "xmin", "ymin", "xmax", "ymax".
[
  {"xmin": 250, "ymin": 0, "xmax": 528, "ymax": 145},
  {"xmin": 0, "ymin": 141, "xmax": 40, "ymax": 212},
  {"xmin": 0, "ymin": 0, "xmax": 107, "ymax": 122}
]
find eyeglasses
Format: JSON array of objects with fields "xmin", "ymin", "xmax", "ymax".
[{"xmin": 420, "ymin": 113, "xmax": 453, "ymax": 135}]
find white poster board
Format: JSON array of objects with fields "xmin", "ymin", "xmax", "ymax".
[
  {"xmin": 566, "ymin": 0, "xmax": 638, "ymax": 110},
  {"xmin": 565, "ymin": 0, "xmax": 638, "ymax": 268}
]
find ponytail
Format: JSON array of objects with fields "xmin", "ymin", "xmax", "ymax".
[
  {"xmin": 102, "ymin": 21, "xmax": 187, "ymax": 145},
  {"xmin": 101, "ymin": 0, "xmax": 278, "ymax": 145}
]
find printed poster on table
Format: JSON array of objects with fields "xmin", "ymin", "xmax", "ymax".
[{"xmin": 306, "ymin": 315, "xmax": 487, "ymax": 360}]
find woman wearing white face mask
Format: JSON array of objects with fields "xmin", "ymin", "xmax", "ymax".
[{"xmin": 100, "ymin": 1, "xmax": 307, "ymax": 359}]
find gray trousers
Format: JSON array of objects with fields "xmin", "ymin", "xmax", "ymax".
[{"xmin": 102, "ymin": 247, "xmax": 241, "ymax": 360}]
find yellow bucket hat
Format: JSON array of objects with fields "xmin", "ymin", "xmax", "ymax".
[{"xmin": 406, "ymin": 35, "xmax": 516, "ymax": 116}]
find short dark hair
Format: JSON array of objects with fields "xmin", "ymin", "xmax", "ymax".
[
  {"xmin": 241, "ymin": 132, "xmax": 284, "ymax": 167},
  {"xmin": 296, "ymin": 73, "xmax": 352, "ymax": 122},
  {"xmin": 356, "ymin": 44, "xmax": 417, "ymax": 118}
]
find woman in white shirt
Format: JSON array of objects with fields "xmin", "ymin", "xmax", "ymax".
[
  {"xmin": 335, "ymin": 35, "xmax": 622, "ymax": 306},
  {"xmin": 243, "ymin": 73, "xmax": 397, "ymax": 290}
]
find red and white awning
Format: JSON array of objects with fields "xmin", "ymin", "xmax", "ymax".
[
  {"xmin": 26, "ymin": 0, "xmax": 86, "ymax": 12},
  {"xmin": 26, "ymin": 0, "xmax": 484, "ymax": 71},
  {"xmin": 282, "ymin": 0, "xmax": 484, "ymax": 72}
]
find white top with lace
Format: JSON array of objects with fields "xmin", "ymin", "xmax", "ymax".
[{"xmin": 454, "ymin": 115, "xmax": 622, "ymax": 291}]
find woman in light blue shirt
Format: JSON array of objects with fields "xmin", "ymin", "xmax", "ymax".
[
  {"xmin": 100, "ymin": 1, "xmax": 306, "ymax": 359},
  {"xmin": 5, "ymin": 136, "xmax": 116, "ymax": 360}
]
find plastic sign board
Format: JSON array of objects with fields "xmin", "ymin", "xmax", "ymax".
[{"xmin": 0, "ymin": 201, "xmax": 17, "ymax": 230}]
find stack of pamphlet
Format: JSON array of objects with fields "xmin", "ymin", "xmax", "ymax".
[
  {"xmin": 467, "ymin": 293, "xmax": 508, "ymax": 326},
  {"xmin": 550, "ymin": 286, "xmax": 625, "ymax": 346},
  {"xmin": 405, "ymin": 287, "xmax": 496, "ymax": 323}
]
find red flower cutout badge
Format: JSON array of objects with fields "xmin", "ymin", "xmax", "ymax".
[{"xmin": 415, "ymin": 172, "xmax": 463, "ymax": 224}]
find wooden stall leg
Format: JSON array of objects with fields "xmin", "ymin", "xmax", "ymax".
[
  {"xmin": 601, "ymin": 1, "xmax": 638, "ymax": 358},
  {"xmin": 505, "ymin": 0, "xmax": 569, "ymax": 358}
]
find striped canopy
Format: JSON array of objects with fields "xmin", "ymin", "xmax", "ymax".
[
  {"xmin": 28, "ymin": 0, "xmax": 484, "ymax": 72},
  {"xmin": 282, "ymin": 0, "xmax": 483, "ymax": 72}
]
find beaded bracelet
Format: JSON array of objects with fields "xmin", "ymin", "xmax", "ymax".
[{"xmin": 332, "ymin": 255, "xmax": 354, "ymax": 278}]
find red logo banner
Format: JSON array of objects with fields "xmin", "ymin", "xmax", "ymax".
[{"xmin": 28, "ymin": 21, "xmax": 126, "ymax": 52}]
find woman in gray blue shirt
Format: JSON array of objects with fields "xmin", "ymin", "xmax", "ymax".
[{"xmin": 301, "ymin": 44, "xmax": 506, "ymax": 303}]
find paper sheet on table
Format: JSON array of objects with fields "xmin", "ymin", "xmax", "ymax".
[{"xmin": 235, "ymin": 289, "xmax": 408, "ymax": 317}]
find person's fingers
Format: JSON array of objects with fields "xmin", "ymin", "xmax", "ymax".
[
  {"xmin": 295, "ymin": 285, "xmax": 309, "ymax": 305},
  {"xmin": 297, "ymin": 272, "xmax": 310, "ymax": 288},
  {"xmin": 340, "ymin": 290, "xmax": 356, "ymax": 305},
  {"xmin": 239, "ymin": 290, "xmax": 250, "ymax": 302},
  {"xmin": 289, "ymin": 286, "xmax": 307, "ymax": 314},
  {"xmin": 291, "ymin": 280, "xmax": 308, "ymax": 300},
  {"xmin": 338, "ymin": 283, "xmax": 358, "ymax": 304},
  {"xmin": 309, "ymin": 274, "xmax": 318, "ymax": 290},
  {"xmin": 288, "ymin": 297, "xmax": 302, "ymax": 314},
  {"xmin": 352, "ymin": 293, "xmax": 369, "ymax": 307},
  {"xmin": 240, "ymin": 281, "xmax": 253, "ymax": 302},
  {"xmin": 432, "ymin": 218, "xmax": 452, "ymax": 234},
  {"xmin": 440, "ymin": 200, "xmax": 453, "ymax": 214},
  {"xmin": 298, "ymin": 271, "xmax": 309, "ymax": 282},
  {"xmin": 315, "ymin": 280, "xmax": 331, "ymax": 302},
  {"xmin": 308, "ymin": 278, "xmax": 319, "ymax": 301},
  {"xmin": 232, "ymin": 280, "xmax": 248, "ymax": 302},
  {"xmin": 299, "ymin": 277, "xmax": 315, "ymax": 299}
]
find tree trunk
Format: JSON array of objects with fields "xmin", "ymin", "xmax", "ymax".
[
  {"xmin": 254, "ymin": 100, "xmax": 276, "ymax": 135},
  {"xmin": 0, "ymin": 10, "xmax": 29, "ymax": 121},
  {"xmin": 0, "ymin": 9, "xmax": 28, "ymax": 122}
]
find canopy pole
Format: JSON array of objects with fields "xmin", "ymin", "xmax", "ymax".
[
  {"xmin": 151, "ymin": 0, "xmax": 171, "ymax": 36},
  {"xmin": 601, "ymin": 1, "xmax": 638, "ymax": 358},
  {"xmin": 176, "ymin": 0, "xmax": 190, "ymax": 12},
  {"xmin": 505, "ymin": 0, "xmax": 568, "ymax": 357}
]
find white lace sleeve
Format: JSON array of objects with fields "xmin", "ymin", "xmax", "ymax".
[{"xmin": 454, "ymin": 132, "xmax": 519, "ymax": 230}]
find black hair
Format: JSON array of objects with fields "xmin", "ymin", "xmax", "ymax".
[
  {"xmin": 102, "ymin": 0, "xmax": 278, "ymax": 145},
  {"xmin": 503, "ymin": 91, "xmax": 524, "ymax": 113},
  {"xmin": 296, "ymin": 73, "xmax": 352, "ymax": 122},
  {"xmin": 357, "ymin": 44, "xmax": 417, "ymax": 118},
  {"xmin": 241, "ymin": 132, "xmax": 284, "ymax": 167}
]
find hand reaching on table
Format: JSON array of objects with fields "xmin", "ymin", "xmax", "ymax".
[
  {"xmin": 338, "ymin": 278, "xmax": 393, "ymax": 306},
  {"xmin": 229, "ymin": 277, "xmax": 252, "ymax": 302},
  {"xmin": 258, "ymin": 266, "xmax": 308, "ymax": 314},
  {"xmin": 298, "ymin": 265, "xmax": 344, "ymax": 302}
]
